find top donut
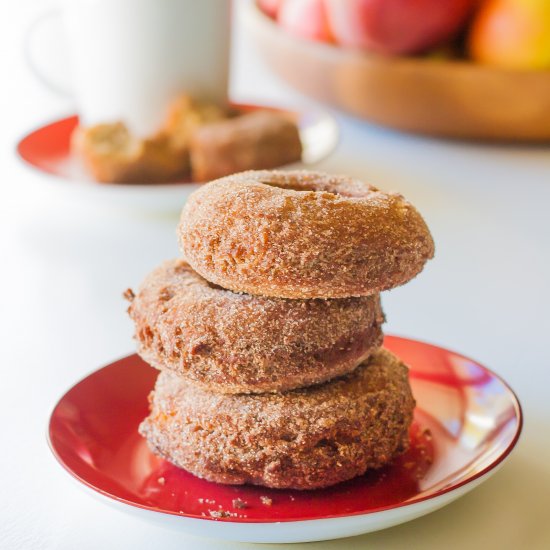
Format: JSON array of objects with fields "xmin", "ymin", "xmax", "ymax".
[{"xmin": 179, "ymin": 170, "xmax": 434, "ymax": 299}]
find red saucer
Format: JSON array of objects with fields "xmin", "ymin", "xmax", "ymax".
[
  {"xmin": 47, "ymin": 336, "xmax": 522, "ymax": 537},
  {"xmin": 16, "ymin": 104, "xmax": 338, "ymax": 184}
]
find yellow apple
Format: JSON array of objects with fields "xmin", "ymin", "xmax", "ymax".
[{"xmin": 469, "ymin": 0, "xmax": 550, "ymax": 69}]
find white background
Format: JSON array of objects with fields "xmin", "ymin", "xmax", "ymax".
[{"xmin": 1, "ymin": 0, "xmax": 550, "ymax": 548}]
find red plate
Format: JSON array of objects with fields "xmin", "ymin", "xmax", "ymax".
[
  {"xmin": 48, "ymin": 336, "xmax": 522, "ymax": 542},
  {"xmin": 16, "ymin": 105, "xmax": 337, "ymax": 184},
  {"xmin": 16, "ymin": 105, "xmax": 338, "ymax": 213}
]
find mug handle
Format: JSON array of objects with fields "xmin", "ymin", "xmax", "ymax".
[{"xmin": 24, "ymin": 9, "xmax": 73, "ymax": 96}]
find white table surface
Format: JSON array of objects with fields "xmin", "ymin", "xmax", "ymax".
[{"xmin": 2, "ymin": 1, "xmax": 550, "ymax": 548}]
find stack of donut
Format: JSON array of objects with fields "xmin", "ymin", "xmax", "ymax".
[{"xmin": 127, "ymin": 170, "xmax": 434, "ymax": 490}]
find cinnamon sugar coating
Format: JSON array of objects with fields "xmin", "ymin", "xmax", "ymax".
[
  {"xmin": 178, "ymin": 170, "xmax": 435, "ymax": 299},
  {"xmin": 190, "ymin": 110, "xmax": 302, "ymax": 182},
  {"xmin": 127, "ymin": 259, "xmax": 384, "ymax": 394},
  {"xmin": 139, "ymin": 349, "xmax": 415, "ymax": 490}
]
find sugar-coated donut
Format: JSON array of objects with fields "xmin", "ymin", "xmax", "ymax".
[
  {"xmin": 178, "ymin": 170, "xmax": 435, "ymax": 299},
  {"xmin": 139, "ymin": 348, "xmax": 415, "ymax": 490},
  {"xmin": 126, "ymin": 259, "xmax": 384, "ymax": 394},
  {"xmin": 190, "ymin": 110, "xmax": 302, "ymax": 182}
]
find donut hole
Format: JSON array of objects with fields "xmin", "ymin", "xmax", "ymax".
[
  {"xmin": 259, "ymin": 178, "xmax": 370, "ymax": 198},
  {"xmin": 261, "ymin": 179, "xmax": 333, "ymax": 193}
]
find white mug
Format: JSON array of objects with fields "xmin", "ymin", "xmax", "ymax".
[{"xmin": 26, "ymin": 0, "xmax": 231, "ymax": 137}]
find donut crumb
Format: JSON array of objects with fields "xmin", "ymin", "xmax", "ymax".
[
  {"xmin": 209, "ymin": 510, "xmax": 235, "ymax": 519},
  {"xmin": 123, "ymin": 288, "xmax": 135, "ymax": 301},
  {"xmin": 232, "ymin": 498, "xmax": 248, "ymax": 509}
]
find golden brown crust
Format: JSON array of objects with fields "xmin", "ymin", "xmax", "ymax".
[
  {"xmin": 72, "ymin": 123, "xmax": 190, "ymax": 184},
  {"xmin": 139, "ymin": 348, "xmax": 415, "ymax": 490},
  {"xmin": 178, "ymin": 170, "xmax": 435, "ymax": 298},
  {"xmin": 72, "ymin": 95, "xmax": 226, "ymax": 184},
  {"xmin": 127, "ymin": 259, "xmax": 384, "ymax": 393}
]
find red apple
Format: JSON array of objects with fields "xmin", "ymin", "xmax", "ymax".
[
  {"xmin": 278, "ymin": 0, "xmax": 333, "ymax": 43},
  {"xmin": 325, "ymin": 0, "xmax": 476, "ymax": 55},
  {"xmin": 258, "ymin": 0, "xmax": 285, "ymax": 19}
]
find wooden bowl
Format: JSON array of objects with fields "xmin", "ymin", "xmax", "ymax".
[{"xmin": 244, "ymin": 1, "xmax": 550, "ymax": 142}]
